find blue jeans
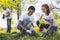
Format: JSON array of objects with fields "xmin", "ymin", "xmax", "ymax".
[
  {"xmin": 7, "ymin": 19, "xmax": 11, "ymax": 32},
  {"xmin": 40, "ymin": 24, "xmax": 57, "ymax": 34}
]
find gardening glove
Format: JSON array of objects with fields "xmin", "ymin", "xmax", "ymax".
[{"xmin": 26, "ymin": 30, "xmax": 32, "ymax": 34}]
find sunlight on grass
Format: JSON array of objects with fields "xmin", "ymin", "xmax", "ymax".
[
  {"xmin": 0, "ymin": 28, "xmax": 20, "ymax": 34},
  {"xmin": 0, "ymin": 29, "xmax": 6, "ymax": 33}
]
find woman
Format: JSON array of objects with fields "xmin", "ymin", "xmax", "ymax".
[{"xmin": 37, "ymin": 4, "xmax": 58, "ymax": 34}]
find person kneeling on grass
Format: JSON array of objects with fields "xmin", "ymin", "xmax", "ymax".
[
  {"xmin": 17, "ymin": 6, "xmax": 36, "ymax": 36},
  {"xmin": 36, "ymin": 4, "xmax": 58, "ymax": 36}
]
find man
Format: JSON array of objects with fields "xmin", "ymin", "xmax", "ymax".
[
  {"xmin": 2, "ymin": 6, "xmax": 12, "ymax": 33},
  {"xmin": 17, "ymin": 6, "xmax": 36, "ymax": 36}
]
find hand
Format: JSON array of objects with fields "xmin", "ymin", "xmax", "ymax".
[
  {"xmin": 40, "ymin": 29, "xmax": 48, "ymax": 36},
  {"xmin": 26, "ymin": 30, "xmax": 32, "ymax": 34},
  {"xmin": 42, "ymin": 29, "xmax": 48, "ymax": 33},
  {"xmin": 2, "ymin": 14, "xmax": 5, "ymax": 19}
]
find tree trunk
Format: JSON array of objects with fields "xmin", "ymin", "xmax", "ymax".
[{"xmin": 17, "ymin": 4, "xmax": 21, "ymax": 20}]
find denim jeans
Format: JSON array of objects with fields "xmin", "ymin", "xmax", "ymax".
[
  {"xmin": 40, "ymin": 24, "xmax": 57, "ymax": 34},
  {"xmin": 7, "ymin": 19, "xmax": 11, "ymax": 32},
  {"xmin": 17, "ymin": 18, "xmax": 36, "ymax": 35}
]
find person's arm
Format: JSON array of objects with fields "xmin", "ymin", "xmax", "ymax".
[
  {"xmin": 47, "ymin": 13, "xmax": 54, "ymax": 31},
  {"xmin": 47, "ymin": 19, "xmax": 53, "ymax": 31},
  {"xmin": 5, "ymin": 12, "xmax": 10, "ymax": 17},
  {"xmin": 38, "ymin": 14, "xmax": 43, "ymax": 23},
  {"xmin": 36, "ymin": 14, "xmax": 43, "ymax": 27},
  {"xmin": 39, "ymin": 15, "xmax": 43, "ymax": 21},
  {"xmin": 18, "ymin": 21, "xmax": 26, "ymax": 30}
]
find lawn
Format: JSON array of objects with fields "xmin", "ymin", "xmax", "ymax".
[{"xmin": 0, "ymin": 28, "xmax": 60, "ymax": 40}]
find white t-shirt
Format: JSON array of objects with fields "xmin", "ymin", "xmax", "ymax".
[
  {"xmin": 5, "ymin": 8, "xmax": 12, "ymax": 19},
  {"xmin": 42, "ymin": 12, "xmax": 58, "ymax": 26},
  {"xmin": 19, "ymin": 12, "xmax": 35, "ymax": 23}
]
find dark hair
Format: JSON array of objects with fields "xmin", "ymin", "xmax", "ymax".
[
  {"xmin": 42, "ymin": 4, "xmax": 50, "ymax": 15},
  {"xmin": 2, "ymin": 6, "xmax": 6, "ymax": 10},
  {"xmin": 28, "ymin": 6, "xmax": 35, "ymax": 11}
]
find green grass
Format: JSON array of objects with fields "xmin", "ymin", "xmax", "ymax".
[{"xmin": 0, "ymin": 28, "xmax": 60, "ymax": 40}]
